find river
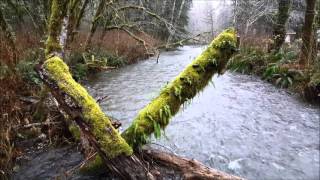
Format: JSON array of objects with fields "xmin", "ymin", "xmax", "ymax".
[{"xmin": 14, "ymin": 46, "xmax": 320, "ymax": 180}]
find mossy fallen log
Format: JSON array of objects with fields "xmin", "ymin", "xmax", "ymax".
[
  {"xmin": 41, "ymin": 56, "xmax": 133, "ymax": 158},
  {"xmin": 81, "ymin": 29, "xmax": 239, "ymax": 178},
  {"xmin": 38, "ymin": 26, "xmax": 241, "ymax": 179},
  {"xmin": 122, "ymin": 28, "xmax": 237, "ymax": 148},
  {"xmin": 36, "ymin": 57, "xmax": 155, "ymax": 179}
]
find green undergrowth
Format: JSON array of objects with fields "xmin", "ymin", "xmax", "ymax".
[
  {"xmin": 68, "ymin": 49, "xmax": 127, "ymax": 81},
  {"xmin": 16, "ymin": 49, "xmax": 43, "ymax": 85},
  {"xmin": 227, "ymin": 44, "xmax": 319, "ymax": 103},
  {"xmin": 0, "ymin": 48, "xmax": 43, "ymax": 86},
  {"xmin": 1, "ymin": 47, "xmax": 128, "ymax": 85}
]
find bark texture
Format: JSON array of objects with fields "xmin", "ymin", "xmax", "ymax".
[{"xmin": 299, "ymin": 0, "xmax": 317, "ymax": 66}]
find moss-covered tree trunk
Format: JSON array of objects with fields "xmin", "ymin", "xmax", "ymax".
[
  {"xmin": 40, "ymin": 0, "xmax": 155, "ymax": 178},
  {"xmin": 299, "ymin": 0, "xmax": 317, "ymax": 66},
  {"xmin": 122, "ymin": 29, "xmax": 237, "ymax": 148},
  {"xmin": 39, "ymin": 1, "xmax": 243, "ymax": 179},
  {"xmin": 45, "ymin": 0, "xmax": 68, "ymax": 56},
  {"xmin": 40, "ymin": 30, "xmax": 241, "ymax": 179},
  {"xmin": 82, "ymin": 29, "xmax": 238, "ymax": 174},
  {"xmin": 269, "ymin": 0, "xmax": 291, "ymax": 53}
]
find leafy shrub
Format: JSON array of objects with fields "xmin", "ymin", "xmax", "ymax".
[
  {"xmin": 16, "ymin": 61, "xmax": 41, "ymax": 85},
  {"xmin": 85, "ymin": 48, "xmax": 127, "ymax": 67},
  {"xmin": 68, "ymin": 49, "xmax": 127, "ymax": 81},
  {"xmin": 228, "ymin": 48, "xmax": 267, "ymax": 74},
  {"xmin": 72, "ymin": 63, "xmax": 88, "ymax": 81},
  {"xmin": 15, "ymin": 49, "xmax": 42, "ymax": 85},
  {"xmin": 263, "ymin": 63, "xmax": 304, "ymax": 88},
  {"xmin": 266, "ymin": 48, "xmax": 298, "ymax": 64},
  {"xmin": 229, "ymin": 46, "xmax": 304, "ymax": 89}
]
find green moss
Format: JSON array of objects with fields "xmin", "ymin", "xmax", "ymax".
[
  {"xmin": 44, "ymin": 56, "xmax": 133, "ymax": 158},
  {"xmin": 121, "ymin": 28, "xmax": 237, "ymax": 148},
  {"xmin": 45, "ymin": 0, "xmax": 66, "ymax": 56},
  {"xmin": 68, "ymin": 123, "xmax": 81, "ymax": 140},
  {"xmin": 80, "ymin": 155, "xmax": 106, "ymax": 175}
]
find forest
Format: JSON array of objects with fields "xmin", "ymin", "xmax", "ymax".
[{"xmin": 0, "ymin": 0, "xmax": 319, "ymax": 179}]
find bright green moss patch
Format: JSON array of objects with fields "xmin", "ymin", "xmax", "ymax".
[
  {"xmin": 122, "ymin": 28, "xmax": 237, "ymax": 148},
  {"xmin": 44, "ymin": 56, "xmax": 133, "ymax": 158}
]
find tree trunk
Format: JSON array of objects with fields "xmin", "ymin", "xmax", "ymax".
[
  {"xmin": 161, "ymin": 0, "xmax": 168, "ymax": 16},
  {"xmin": 299, "ymin": 0, "xmax": 317, "ymax": 66},
  {"xmin": 65, "ymin": 0, "xmax": 81, "ymax": 50},
  {"xmin": 40, "ymin": 1, "xmax": 242, "ymax": 178},
  {"xmin": 167, "ymin": 0, "xmax": 185, "ymax": 45},
  {"xmin": 38, "ymin": 28, "xmax": 240, "ymax": 179},
  {"xmin": 122, "ymin": 29, "xmax": 237, "ymax": 148},
  {"xmin": 166, "ymin": 0, "xmax": 176, "ymax": 46},
  {"xmin": 45, "ymin": 0, "xmax": 68, "ymax": 56},
  {"xmin": 35, "ymin": 59, "xmax": 156, "ymax": 179},
  {"xmin": 75, "ymin": 0, "xmax": 89, "ymax": 29},
  {"xmin": 269, "ymin": 0, "xmax": 291, "ymax": 53},
  {"xmin": 36, "ymin": 29, "xmax": 240, "ymax": 179},
  {"xmin": 0, "ymin": 7, "xmax": 16, "ymax": 65},
  {"xmin": 84, "ymin": 0, "xmax": 106, "ymax": 50},
  {"xmin": 312, "ymin": 0, "xmax": 320, "ymax": 61}
]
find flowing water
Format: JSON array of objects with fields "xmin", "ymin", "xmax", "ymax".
[{"xmin": 14, "ymin": 46, "xmax": 320, "ymax": 180}]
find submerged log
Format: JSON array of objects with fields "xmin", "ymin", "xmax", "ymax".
[{"xmin": 37, "ymin": 28, "xmax": 241, "ymax": 179}]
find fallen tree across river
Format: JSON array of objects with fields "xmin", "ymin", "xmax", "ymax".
[{"xmin": 37, "ymin": 1, "xmax": 242, "ymax": 178}]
